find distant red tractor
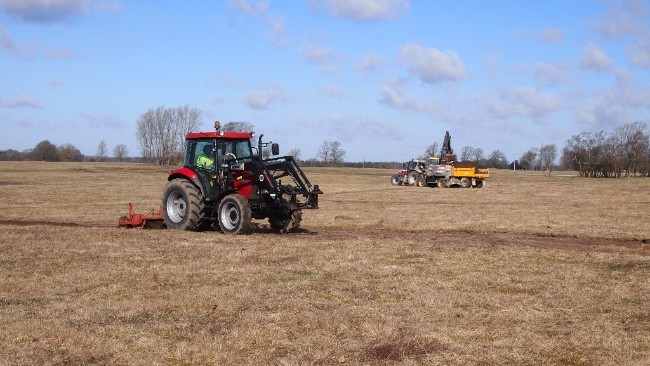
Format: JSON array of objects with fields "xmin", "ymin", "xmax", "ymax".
[
  {"xmin": 391, "ymin": 159, "xmax": 427, "ymax": 187},
  {"xmin": 120, "ymin": 121, "xmax": 322, "ymax": 234}
]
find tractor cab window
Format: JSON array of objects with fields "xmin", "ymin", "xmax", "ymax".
[
  {"xmin": 407, "ymin": 160, "xmax": 418, "ymax": 170},
  {"xmin": 217, "ymin": 139, "xmax": 253, "ymax": 167},
  {"xmin": 190, "ymin": 141, "xmax": 215, "ymax": 170}
]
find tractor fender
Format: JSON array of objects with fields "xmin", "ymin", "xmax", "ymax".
[{"xmin": 168, "ymin": 167, "xmax": 206, "ymax": 198}]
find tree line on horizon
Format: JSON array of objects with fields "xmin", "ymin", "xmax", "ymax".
[{"xmin": 2, "ymin": 104, "xmax": 647, "ymax": 177}]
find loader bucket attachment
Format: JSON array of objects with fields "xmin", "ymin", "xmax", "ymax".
[
  {"xmin": 119, "ymin": 203, "xmax": 166, "ymax": 229},
  {"xmin": 262, "ymin": 156, "xmax": 323, "ymax": 209}
]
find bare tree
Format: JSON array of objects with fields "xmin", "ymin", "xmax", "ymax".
[
  {"xmin": 317, "ymin": 140, "xmax": 346, "ymax": 166},
  {"xmin": 539, "ymin": 144, "xmax": 557, "ymax": 174},
  {"xmin": 29, "ymin": 140, "xmax": 60, "ymax": 161},
  {"xmin": 330, "ymin": 141, "xmax": 346, "ymax": 165},
  {"xmin": 460, "ymin": 146, "xmax": 475, "ymax": 161},
  {"xmin": 488, "ymin": 150, "xmax": 508, "ymax": 168},
  {"xmin": 58, "ymin": 143, "xmax": 84, "ymax": 162},
  {"xmin": 422, "ymin": 142, "xmax": 440, "ymax": 159},
  {"xmin": 519, "ymin": 148, "xmax": 539, "ymax": 170},
  {"xmin": 610, "ymin": 122, "xmax": 649, "ymax": 177},
  {"xmin": 561, "ymin": 131, "xmax": 608, "ymax": 177},
  {"xmin": 113, "ymin": 144, "xmax": 129, "ymax": 162},
  {"xmin": 96, "ymin": 140, "xmax": 107, "ymax": 162},
  {"xmin": 288, "ymin": 148, "xmax": 301, "ymax": 162},
  {"xmin": 222, "ymin": 121, "xmax": 255, "ymax": 132},
  {"xmin": 136, "ymin": 105, "xmax": 202, "ymax": 165},
  {"xmin": 472, "ymin": 147, "xmax": 484, "ymax": 163},
  {"xmin": 317, "ymin": 140, "xmax": 331, "ymax": 165}
]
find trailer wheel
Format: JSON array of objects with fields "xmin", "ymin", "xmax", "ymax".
[
  {"xmin": 475, "ymin": 180, "xmax": 484, "ymax": 188},
  {"xmin": 460, "ymin": 177, "xmax": 472, "ymax": 188},
  {"xmin": 162, "ymin": 178, "xmax": 205, "ymax": 230},
  {"xmin": 437, "ymin": 179, "xmax": 447, "ymax": 188},
  {"xmin": 391, "ymin": 174, "xmax": 401, "ymax": 186},
  {"xmin": 218, "ymin": 194, "xmax": 251, "ymax": 234}
]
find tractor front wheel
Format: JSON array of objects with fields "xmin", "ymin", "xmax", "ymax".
[
  {"xmin": 218, "ymin": 194, "xmax": 251, "ymax": 234},
  {"xmin": 416, "ymin": 176, "xmax": 426, "ymax": 187},
  {"xmin": 437, "ymin": 179, "xmax": 447, "ymax": 188},
  {"xmin": 162, "ymin": 179, "xmax": 205, "ymax": 230},
  {"xmin": 269, "ymin": 209, "xmax": 302, "ymax": 233}
]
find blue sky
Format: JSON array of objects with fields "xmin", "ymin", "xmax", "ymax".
[{"xmin": 1, "ymin": 0, "xmax": 649, "ymax": 162}]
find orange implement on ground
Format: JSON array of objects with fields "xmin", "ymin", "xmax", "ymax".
[{"xmin": 118, "ymin": 203, "xmax": 165, "ymax": 229}]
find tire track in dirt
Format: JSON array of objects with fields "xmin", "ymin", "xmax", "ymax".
[{"xmin": 0, "ymin": 219, "xmax": 114, "ymax": 228}]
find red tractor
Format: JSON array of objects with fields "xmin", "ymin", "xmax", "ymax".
[
  {"xmin": 390, "ymin": 159, "xmax": 427, "ymax": 187},
  {"xmin": 120, "ymin": 122, "xmax": 322, "ymax": 234}
]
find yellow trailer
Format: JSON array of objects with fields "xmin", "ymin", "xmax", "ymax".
[{"xmin": 426, "ymin": 158, "xmax": 489, "ymax": 188}]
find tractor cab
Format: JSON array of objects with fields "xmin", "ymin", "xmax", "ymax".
[{"xmin": 406, "ymin": 159, "xmax": 427, "ymax": 172}]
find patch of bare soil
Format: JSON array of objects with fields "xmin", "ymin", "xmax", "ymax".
[
  {"xmin": 0, "ymin": 218, "xmax": 646, "ymax": 256},
  {"xmin": 284, "ymin": 227, "xmax": 650, "ymax": 256}
]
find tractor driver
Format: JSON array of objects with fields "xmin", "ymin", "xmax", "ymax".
[{"xmin": 197, "ymin": 144, "xmax": 214, "ymax": 170}]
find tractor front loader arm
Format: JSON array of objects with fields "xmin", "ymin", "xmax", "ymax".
[{"xmin": 262, "ymin": 156, "xmax": 323, "ymax": 209}]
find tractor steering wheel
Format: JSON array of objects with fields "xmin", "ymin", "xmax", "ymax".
[{"xmin": 225, "ymin": 153, "xmax": 238, "ymax": 165}]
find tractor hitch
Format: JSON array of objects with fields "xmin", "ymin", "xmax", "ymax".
[{"xmin": 118, "ymin": 203, "xmax": 166, "ymax": 229}]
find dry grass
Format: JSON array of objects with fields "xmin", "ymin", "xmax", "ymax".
[{"xmin": 0, "ymin": 162, "xmax": 648, "ymax": 365}]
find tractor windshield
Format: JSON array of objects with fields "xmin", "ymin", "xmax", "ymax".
[
  {"xmin": 186, "ymin": 138, "xmax": 253, "ymax": 171},
  {"xmin": 221, "ymin": 138, "xmax": 253, "ymax": 163}
]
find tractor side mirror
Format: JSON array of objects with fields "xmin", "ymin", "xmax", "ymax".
[{"xmin": 272, "ymin": 143, "xmax": 280, "ymax": 156}]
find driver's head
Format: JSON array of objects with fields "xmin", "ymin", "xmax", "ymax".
[{"xmin": 203, "ymin": 144, "xmax": 213, "ymax": 155}]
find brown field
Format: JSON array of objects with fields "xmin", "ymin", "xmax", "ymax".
[{"xmin": 0, "ymin": 161, "xmax": 648, "ymax": 365}]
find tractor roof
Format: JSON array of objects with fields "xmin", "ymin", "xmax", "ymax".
[{"xmin": 186, "ymin": 131, "xmax": 253, "ymax": 140}]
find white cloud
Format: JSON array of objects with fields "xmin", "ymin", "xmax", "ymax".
[
  {"xmin": 593, "ymin": 0, "xmax": 647, "ymax": 38},
  {"xmin": 1, "ymin": 93, "xmax": 42, "ymax": 109},
  {"xmin": 81, "ymin": 112, "xmax": 124, "ymax": 128},
  {"xmin": 378, "ymin": 80, "xmax": 439, "ymax": 114},
  {"xmin": 0, "ymin": 0, "xmax": 88, "ymax": 23},
  {"xmin": 398, "ymin": 43, "xmax": 465, "ymax": 84},
  {"xmin": 43, "ymin": 48, "xmax": 75, "ymax": 59},
  {"xmin": 539, "ymin": 27, "xmax": 563, "ymax": 43},
  {"xmin": 307, "ymin": 113, "xmax": 408, "ymax": 142},
  {"xmin": 357, "ymin": 53, "xmax": 387, "ymax": 72},
  {"xmin": 0, "ymin": 26, "xmax": 35, "ymax": 57},
  {"xmin": 49, "ymin": 79, "xmax": 64, "ymax": 88},
  {"xmin": 320, "ymin": 86, "xmax": 346, "ymax": 98},
  {"xmin": 301, "ymin": 42, "xmax": 337, "ymax": 64},
  {"xmin": 244, "ymin": 87, "xmax": 290, "ymax": 110},
  {"xmin": 322, "ymin": 0, "xmax": 410, "ymax": 21},
  {"xmin": 489, "ymin": 87, "xmax": 562, "ymax": 120},
  {"xmin": 534, "ymin": 62, "xmax": 568, "ymax": 86},
  {"xmin": 579, "ymin": 43, "xmax": 612, "ymax": 71},
  {"xmin": 629, "ymin": 42, "xmax": 650, "ymax": 68},
  {"xmin": 227, "ymin": 0, "xmax": 287, "ymax": 46}
]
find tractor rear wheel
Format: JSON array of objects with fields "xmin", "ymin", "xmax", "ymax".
[
  {"xmin": 391, "ymin": 174, "xmax": 401, "ymax": 186},
  {"xmin": 218, "ymin": 194, "xmax": 251, "ymax": 234},
  {"xmin": 407, "ymin": 171, "xmax": 418, "ymax": 185},
  {"xmin": 437, "ymin": 179, "xmax": 447, "ymax": 188},
  {"xmin": 162, "ymin": 178, "xmax": 205, "ymax": 230}
]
